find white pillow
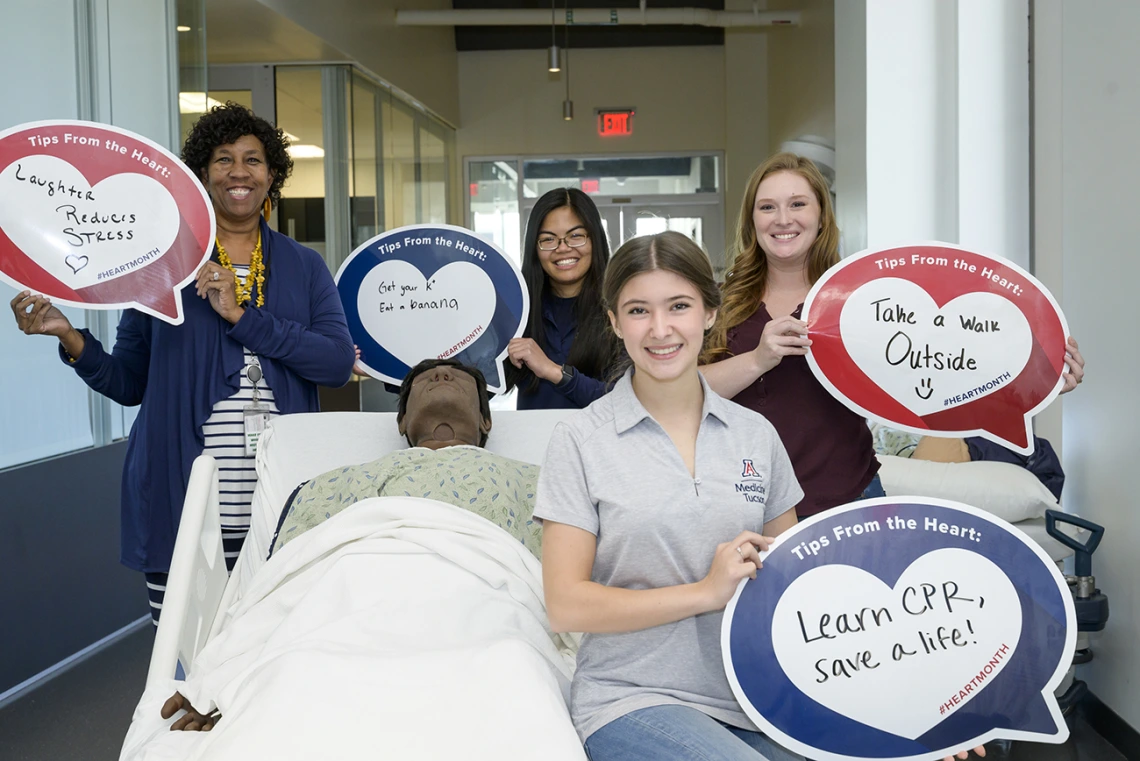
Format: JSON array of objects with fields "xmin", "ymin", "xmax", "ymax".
[{"xmin": 875, "ymin": 454, "xmax": 1059, "ymax": 524}]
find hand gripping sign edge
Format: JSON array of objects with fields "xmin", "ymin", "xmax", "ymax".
[
  {"xmin": 802, "ymin": 242, "xmax": 1069, "ymax": 455},
  {"xmin": 335, "ymin": 224, "xmax": 528, "ymax": 393},
  {"xmin": 0, "ymin": 119, "xmax": 215, "ymax": 325},
  {"xmin": 721, "ymin": 497, "xmax": 1076, "ymax": 761}
]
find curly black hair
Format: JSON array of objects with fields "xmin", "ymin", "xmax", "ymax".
[{"xmin": 180, "ymin": 102, "xmax": 293, "ymax": 208}]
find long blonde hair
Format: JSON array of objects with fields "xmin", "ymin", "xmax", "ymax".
[{"xmin": 705, "ymin": 152, "xmax": 839, "ymax": 358}]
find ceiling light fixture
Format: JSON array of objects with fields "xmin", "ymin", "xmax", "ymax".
[
  {"xmin": 287, "ymin": 144, "xmax": 325, "ymax": 159},
  {"xmin": 176, "ymin": 25, "xmax": 191, "ymax": 32},
  {"xmin": 178, "ymin": 92, "xmax": 224, "ymax": 114},
  {"xmin": 562, "ymin": 1, "xmax": 573, "ymax": 120},
  {"xmin": 547, "ymin": 0, "xmax": 561, "ymax": 72}
]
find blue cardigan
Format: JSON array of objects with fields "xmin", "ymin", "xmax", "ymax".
[
  {"xmin": 516, "ymin": 295, "xmax": 609, "ymax": 410},
  {"xmin": 62, "ymin": 220, "xmax": 355, "ymax": 573}
]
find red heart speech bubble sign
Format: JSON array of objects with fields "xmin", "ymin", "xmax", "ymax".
[
  {"xmin": 0, "ymin": 120, "xmax": 214, "ymax": 325},
  {"xmin": 803, "ymin": 244, "xmax": 1068, "ymax": 455}
]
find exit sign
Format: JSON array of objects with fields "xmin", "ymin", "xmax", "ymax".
[{"xmin": 597, "ymin": 109, "xmax": 634, "ymax": 137}]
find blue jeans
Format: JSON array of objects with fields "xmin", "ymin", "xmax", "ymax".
[
  {"xmin": 584, "ymin": 705, "xmax": 804, "ymax": 761},
  {"xmin": 858, "ymin": 473, "xmax": 886, "ymax": 500}
]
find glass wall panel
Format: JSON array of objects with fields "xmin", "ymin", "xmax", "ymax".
[
  {"xmin": 349, "ymin": 72, "xmax": 381, "ymax": 248},
  {"xmin": 175, "ymin": 0, "xmax": 208, "ymax": 144},
  {"xmin": 419, "ymin": 124, "xmax": 447, "ymax": 225},
  {"xmin": 275, "ymin": 67, "xmax": 327, "ymax": 257},
  {"xmin": 0, "ymin": 294, "xmax": 95, "ymax": 470},
  {"xmin": 383, "ymin": 99, "xmax": 418, "ymax": 228},
  {"xmin": 521, "ymin": 155, "xmax": 720, "ymax": 199},
  {"xmin": 469, "ymin": 159, "xmax": 521, "ymax": 266}
]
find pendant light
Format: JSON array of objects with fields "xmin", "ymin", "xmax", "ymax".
[
  {"xmin": 547, "ymin": 0, "xmax": 561, "ymax": 72},
  {"xmin": 562, "ymin": 0, "xmax": 573, "ymax": 120}
]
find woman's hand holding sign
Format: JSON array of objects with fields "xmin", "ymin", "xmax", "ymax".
[
  {"xmin": 9, "ymin": 290, "xmax": 85, "ymax": 358},
  {"xmin": 507, "ymin": 337, "xmax": 563, "ymax": 384},
  {"xmin": 1060, "ymin": 336, "xmax": 1084, "ymax": 393},
  {"xmin": 751, "ymin": 315, "xmax": 812, "ymax": 376},
  {"xmin": 195, "ymin": 261, "xmax": 245, "ymax": 325},
  {"xmin": 699, "ymin": 531, "xmax": 772, "ymax": 609}
]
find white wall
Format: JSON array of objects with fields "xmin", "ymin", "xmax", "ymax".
[
  {"xmin": 457, "ymin": 45, "xmax": 733, "ymax": 252},
  {"xmin": 457, "ymin": 47, "xmax": 727, "ymax": 157},
  {"xmin": 766, "ymin": 0, "xmax": 835, "ymax": 153},
  {"xmin": 834, "ymin": 0, "xmax": 1029, "ymax": 268},
  {"xmin": 259, "ymin": 0, "xmax": 461, "ymax": 126},
  {"xmin": 1034, "ymin": 0, "xmax": 1140, "ymax": 731}
]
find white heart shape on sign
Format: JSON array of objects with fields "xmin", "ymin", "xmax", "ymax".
[
  {"xmin": 772, "ymin": 548, "xmax": 1021, "ymax": 740},
  {"xmin": 358, "ymin": 259, "xmax": 496, "ymax": 367},
  {"xmin": 0, "ymin": 154, "xmax": 181, "ymax": 290},
  {"xmin": 839, "ymin": 278, "xmax": 1032, "ymax": 417}
]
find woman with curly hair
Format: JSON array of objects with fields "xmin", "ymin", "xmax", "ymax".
[{"xmin": 9, "ymin": 103, "xmax": 355, "ymax": 621}]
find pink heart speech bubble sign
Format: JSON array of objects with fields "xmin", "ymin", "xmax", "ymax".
[
  {"xmin": 803, "ymin": 244, "xmax": 1068, "ymax": 455},
  {"xmin": 0, "ymin": 120, "xmax": 214, "ymax": 325}
]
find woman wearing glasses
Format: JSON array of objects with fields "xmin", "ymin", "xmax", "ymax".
[{"xmin": 506, "ymin": 188, "xmax": 619, "ymax": 409}]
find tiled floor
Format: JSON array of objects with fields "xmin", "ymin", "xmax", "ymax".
[{"xmin": 0, "ymin": 627, "xmax": 1130, "ymax": 761}]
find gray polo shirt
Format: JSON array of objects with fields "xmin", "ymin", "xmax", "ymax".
[{"xmin": 534, "ymin": 371, "xmax": 803, "ymax": 741}]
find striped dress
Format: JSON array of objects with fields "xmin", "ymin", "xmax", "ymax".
[{"xmin": 146, "ymin": 265, "xmax": 280, "ymax": 624}]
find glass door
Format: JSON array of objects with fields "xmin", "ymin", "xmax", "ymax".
[{"xmin": 589, "ymin": 201, "xmax": 725, "ymax": 272}]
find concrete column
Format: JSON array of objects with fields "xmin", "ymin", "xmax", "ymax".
[{"xmin": 835, "ymin": 0, "xmax": 1029, "ymax": 268}]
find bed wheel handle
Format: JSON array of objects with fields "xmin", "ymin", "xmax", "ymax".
[{"xmin": 1045, "ymin": 509, "xmax": 1104, "ymax": 578}]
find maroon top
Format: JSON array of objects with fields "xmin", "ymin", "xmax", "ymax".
[{"xmin": 723, "ymin": 304, "xmax": 878, "ymax": 517}]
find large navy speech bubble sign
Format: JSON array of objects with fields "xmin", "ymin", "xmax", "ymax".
[
  {"xmin": 723, "ymin": 498, "xmax": 1075, "ymax": 761},
  {"xmin": 336, "ymin": 224, "xmax": 527, "ymax": 392}
]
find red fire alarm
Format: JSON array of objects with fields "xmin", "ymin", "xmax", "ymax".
[{"xmin": 597, "ymin": 109, "xmax": 635, "ymax": 137}]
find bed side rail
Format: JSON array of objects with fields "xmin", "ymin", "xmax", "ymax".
[{"xmin": 145, "ymin": 455, "xmax": 229, "ymax": 689}]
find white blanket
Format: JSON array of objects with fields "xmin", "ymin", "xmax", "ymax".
[{"xmin": 120, "ymin": 497, "xmax": 585, "ymax": 761}]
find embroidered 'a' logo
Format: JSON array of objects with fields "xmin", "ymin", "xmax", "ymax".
[{"xmin": 741, "ymin": 459, "xmax": 761, "ymax": 479}]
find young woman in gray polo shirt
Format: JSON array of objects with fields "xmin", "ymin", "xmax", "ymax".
[{"xmin": 534, "ymin": 231, "xmax": 805, "ymax": 761}]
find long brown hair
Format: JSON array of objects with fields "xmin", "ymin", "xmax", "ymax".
[
  {"xmin": 603, "ymin": 231, "xmax": 722, "ymax": 372},
  {"xmin": 706, "ymin": 152, "xmax": 839, "ymax": 357}
]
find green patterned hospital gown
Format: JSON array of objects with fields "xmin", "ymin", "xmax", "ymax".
[{"xmin": 272, "ymin": 446, "xmax": 542, "ymax": 559}]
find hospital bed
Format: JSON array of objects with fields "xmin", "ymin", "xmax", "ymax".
[
  {"xmin": 120, "ymin": 409, "xmax": 584, "ymax": 761},
  {"xmin": 119, "ymin": 411, "xmax": 1101, "ymax": 760}
]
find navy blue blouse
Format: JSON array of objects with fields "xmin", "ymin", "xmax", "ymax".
[
  {"xmin": 62, "ymin": 219, "xmax": 354, "ymax": 573},
  {"xmin": 516, "ymin": 295, "xmax": 610, "ymax": 410}
]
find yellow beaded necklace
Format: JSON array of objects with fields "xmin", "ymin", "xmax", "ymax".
[{"xmin": 215, "ymin": 232, "xmax": 267, "ymax": 308}]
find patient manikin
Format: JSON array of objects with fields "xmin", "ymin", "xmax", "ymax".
[{"xmin": 161, "ymin": 358, "xmax": 541, "ymax": 731}]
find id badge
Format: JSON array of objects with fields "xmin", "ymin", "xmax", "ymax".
[{"xmin": 243, "ymin": 404, "xmax": 270, "ymax": 456}]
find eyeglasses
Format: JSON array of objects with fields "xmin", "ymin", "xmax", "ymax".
[{"xmin": 537, "ymin": 231, "xmax": 589, "ymax": 251}]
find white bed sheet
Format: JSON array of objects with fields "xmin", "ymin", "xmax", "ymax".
[
  {"xmin": 121, "ymin": 496, "xmax": 585, "ymax": 761},
  {"xmin": 236, "ymin": 409, "xmax": 572, "ymax": 597}
]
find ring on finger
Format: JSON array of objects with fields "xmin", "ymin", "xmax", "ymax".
[
  {"xmin": 736, "ymin": 546, "xmax": 745, "ymax": 560},
  {"xmin": 212, "ymin": 271, "xmax": 220, "ymax": 281}
]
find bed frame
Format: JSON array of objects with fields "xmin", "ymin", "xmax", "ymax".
[
  {"xmin": 145, "ymin": 409, "xmax": 573, "ymax": 689},
  {"xmin": 146, "ymin": 412, "xmax": 1086, "ymax": 693}
]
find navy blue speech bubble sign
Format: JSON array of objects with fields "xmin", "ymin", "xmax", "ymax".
[
  {"xmin": 335, "ymin": 224, "xmax": 527, "ymax": 392},
  {"xmin": 722, "ymin": 498, "xmax": 1075, "ymax": 761}
]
